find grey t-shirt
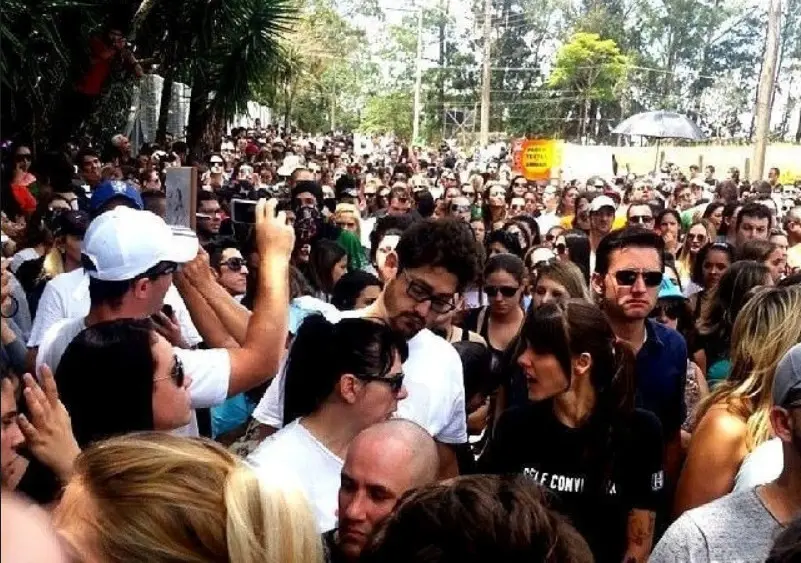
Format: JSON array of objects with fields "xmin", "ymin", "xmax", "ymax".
[{"xmin": 649, "ymin": 487, "xmax": 783, "ymax": 563}]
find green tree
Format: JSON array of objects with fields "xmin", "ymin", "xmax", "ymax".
[
  {"xmin": 548, "ymin": 32, "xmax": 628, "ymax": 141},
  {"xmin": 359, "ymin": 91, "xmax": 414, "ymax": 139}
]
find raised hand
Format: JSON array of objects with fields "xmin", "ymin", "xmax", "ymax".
[
  {"xmin": 255, "ymin": 198, "xmax": 295, "ymax": 261},
  {"xmin": 17, "ymin": 367, "xmax": 80, "ymax": 482}
]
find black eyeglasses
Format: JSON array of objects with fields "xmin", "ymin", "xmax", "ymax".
[
  {"xmin": 485, "ymin": 285, "xmax": 519, "ymax": 298},
  {"xmin": 402, "ymin": 271, "xmax": 456, "ymax": 313},
  {"xmin": 649, "ymin": 301, "xmax": 684, "ymax": 320},
  {"xmin": 222, "ymin": 257, "xmax": 246, "ymax": 271},
  {"xmin": 629, "ymin": 215, "xmax": 653, "ymax": 224},
  {"xmin": 154, "ymin": 354, "xmax": 185, "ymax": 387},
  {"xmin": 15, "ymin": 154, "xmax": 32, "ymax": 162},
  {"xmin": 356, "ymin": 372, "xmax": 405, "ymax": 394},
  {"xmin": 612, "ymin": 269, "xmax": 663, "ymax": 287}
]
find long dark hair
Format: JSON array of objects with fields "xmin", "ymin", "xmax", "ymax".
[
  {"xmin": 56, "ymin": 319, "xmax": 157, "ymax": 447},
  {"xmin": 563, "ymin": 229, "xmax": 590, "ymax": 282},
  {"xmin": 303, "ymin": 239, "xmax": 347, "ymax": 295},
  {"xmin": 520, "ymin": 300, "xmax": 636, "ymax": 494},
  {"xmin": 282, "ymin": 316, "xmax": 408, "ymax": 425},
  {"xmin": 697, "ymin": 260, "xmax": 770, "ymax": 340}
]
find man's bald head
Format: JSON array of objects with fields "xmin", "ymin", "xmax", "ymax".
[
  {"xmin": 337, "ymin": 419, "xmax": 438, "ymax": 560},
  {"xmin": 349, "ymin": 419, "xmax": 438, "ymax": 487}
]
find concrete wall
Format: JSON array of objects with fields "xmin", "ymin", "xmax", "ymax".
[{"xmin": 558, "ymin": 142, "xmax": 801, "ymax": 184}]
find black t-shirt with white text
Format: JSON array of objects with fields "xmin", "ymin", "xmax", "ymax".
[{"xmin": 479, "ymin": 403, "xmax": 664, "ymax": 563}]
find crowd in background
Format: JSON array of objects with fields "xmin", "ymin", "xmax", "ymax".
[{"xmin": 1, "ymin": 126, "xmax": 801, "ymax": 562}]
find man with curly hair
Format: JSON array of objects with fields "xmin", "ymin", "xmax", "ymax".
[{"xmin": 252, "ymin": 218, "xmax": 480, "ymax": 478}]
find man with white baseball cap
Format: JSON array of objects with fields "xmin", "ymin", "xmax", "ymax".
[
  {"xmin": 589, "ymin": 195, "xmax": 617, "ymax": 271},
  {"xmin": 35, "ymin": 202, "xmax": 294, "ymax": 437}
]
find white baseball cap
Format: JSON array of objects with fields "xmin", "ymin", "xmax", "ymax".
[
  {"xmin": 82, "ymin": 207, "xmax": 198, "ymax": 281},
  {"xmin": 590, "ymin": 195, "xmax": 617, "ymax": 213}
]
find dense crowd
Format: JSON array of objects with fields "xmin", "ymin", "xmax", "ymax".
[{"xmin": 1, "ymin": 127, "xmax": 800, "ymax": 562}]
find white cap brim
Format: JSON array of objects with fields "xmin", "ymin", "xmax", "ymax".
[{"xmin": 167, "ymin": 226, "xmax": 199, "ymax": 264}]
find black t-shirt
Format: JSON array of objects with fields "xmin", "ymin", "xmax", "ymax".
[{"xmin": 479, "ymin": 403, "xmax": 664, "ymax": 563}]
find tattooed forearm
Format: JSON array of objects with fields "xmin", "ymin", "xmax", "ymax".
[{"xmin": 624, "ymin": 510, "xmax": 656, "ymax": 562}]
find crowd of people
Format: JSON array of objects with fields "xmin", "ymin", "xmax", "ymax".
[{"xmin": 1, "ymin": 126, "xmax": 801, "ymax": 562}]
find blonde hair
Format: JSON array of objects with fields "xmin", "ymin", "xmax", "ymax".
[
  {"xmin": 42, "ymin": 246, "xmax": 65, "ymax": 278},
  {"xmin": 334, "ymin": 203, "xmax": 361, "ymax": 239},
  {"xmin": 66, "ymin": 433, "xmax": 323, "ymax": 563},
  {"xmin": 695, "ymin": 285, "xmax": 801, "ymax": 450},
  {"xmin": 677, "ymin": 219, "xmax": 716, "ymax": 281}
]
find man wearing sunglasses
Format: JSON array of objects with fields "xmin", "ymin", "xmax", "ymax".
[
  {"xmin": 35, "ymin": 201, "xmax": 295, "ymax": 439},
  {"xmin": 207, "ymin": 240, "xmax": 248, "ymax": 302},
  {"xmin": 593, "ymin": 227, "xmax": 688, "ymax": 502},
  {"xmin": 254, "ymin": 218, "xmax": 479, "ymax": 479},
  {"xmin": 626, "ymin": 203, "xmax": 655, "ymax": 230}
]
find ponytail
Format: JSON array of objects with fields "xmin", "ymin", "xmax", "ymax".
[
  {"xmin": 225, "ymin": 463, "xmax": 323, "ymax": 563},
  {"xmin": 283, "ymin": 314, "xmax": 337, "ymax": 425},
  {"xmin": 608, "ymin": 339, "xmax": 636, "ymax": 416}
]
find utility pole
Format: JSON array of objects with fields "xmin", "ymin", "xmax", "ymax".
[
  {"xmin": 438, "ymin": 0, "xmax": 447, "ymax": 140},
  {"xmin": 479, "ymin": 0, "xmax": 491, "ymax": 147},
  {"xmin": 412, "ymin": 8, "xmax": 424, "ymax": 145},
  {"xmin": 752, "ymin": 0, "xmax": 781, "ymax": 181}
]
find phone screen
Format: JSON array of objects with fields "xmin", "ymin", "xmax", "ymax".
[{"xmin": 231, "ymin": 198, "xmax": 257, "ymax": 224}]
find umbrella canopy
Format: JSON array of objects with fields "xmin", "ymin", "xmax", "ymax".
[{"xmin": 612, "ymin": 110, "xmax": 705, "ymax": 140}]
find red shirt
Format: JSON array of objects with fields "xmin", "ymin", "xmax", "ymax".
[{"xmin": 75, "ymin": 37, "xmax": 114, "ymax": 96}]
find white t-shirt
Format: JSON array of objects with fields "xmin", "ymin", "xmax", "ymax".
[
  {"xmin": 27, "ymin": 269, "xmax": 201, "ymax": 348},
  {"xmin": 8, "ymin": 247, "xmax": 40, "ymax": 274},
  {"xmin": 252, "ymin": 319, "xmax": 468, "ymax": 444},
  {"xmin": 733, "ymin": 438, "xmax": 783, "ymax": 492},
  {"xmin": 36, "ymin": 316, "xmax": 230, "ymax": 437},
  {"xmin": 246, "ymin": 419, "xmax": 342, "ymax": 533}
]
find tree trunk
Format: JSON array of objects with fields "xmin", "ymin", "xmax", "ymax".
[
  {"xmin": 795, "ymin": 109, "xmax": 801, "ymax": 143},
  {"xmin": 187, "ymin": 73, "xmax": 213, "ymax": 159},
  {"xmin": 155, "ymin": 73, "xmax": 173, "ymax": 145},
  {"xmin": 580, "ymin": 96, "xmax": 590, "ymax": 144}
]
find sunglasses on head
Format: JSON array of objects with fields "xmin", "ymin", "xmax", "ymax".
[
  {"xmin": 649, "ymin": 301, "xmax": 684, "ymax": 321},
  {"xmin": 356, "ymin": 372, "xmax": 405, "ymax": 394},
  {"xmin": 154, "ymin": 354, "xmax": 186, "ymax": 387},
  {"xmin": 485, "ymin": 285, "xmax": 519, "ymax": 298},
  {"xmin": 612, "ymin": 269, "xmax": 663, "ymax": 287},
  {"xmin": 222, "ymin": 257, "xmax": 246, "ymax": 271}
]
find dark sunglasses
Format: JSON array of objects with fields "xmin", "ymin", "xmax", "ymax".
[
  {"xmin": 513, "ymin": 182, "xmax": 527, "ymax": 187},
  {"xmin": 222, "ymin": 257, "xmax": 246, "ymax": 271},
  {"xmin": 356, "ymin": 372, "xmax": 405, "ymax": 394},
  {"xmin": 142, "ymin": 261, "xmax": 179, "ymax": 280},
  {"xmin": 154, "ymin": 354, "xmax": 186, "ymax": 387},
  {"xmin": 545, "ymin": 233, "xmax": 556, "ymax": 242},
  {"xmin": 15, "ymin": 153, "xmax": 32, "ymax": 162},
  {"xmin": 510, "ymin": 204, "xmax": 524, "ymax": 211},
  {"xmin": 687, "ymin": 233, "xmax": 707, "ymax": 242},
  {"xmin": 485, "ymin": 285, "xmax": 519, "ymax": 298},
  {"xmin": 649, "ymin": 301, "xmax": 685, "ymax": 321},
  {"xmin": 451, "ymin": 204, "xmax": 471, "ymax": 213},
  {"xmin": 629, "ymin": 215, "xmax": 653, "ymax": 224},
  {"xmin": 612, "ymin": 269, "xmax": 663, "ymax": 287}
]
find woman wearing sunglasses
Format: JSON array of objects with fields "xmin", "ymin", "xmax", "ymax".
[
  {"xmin": 247, "ymin": 315, "xmax": 408, "ymax": 533},
  {"xmin": 480, "ymin": 300, "xmax": 663, "ymax": 563},
  {"xmin": 675, "ymin": 220, "xmax": 716, "ymax": 288},
  {"xmin": 55, "ymin": 318, "xmax": 192, "ymax": 447},
  {"xmin": 463, "ymin": 254, "xmax": 526, "ymax": 376}
]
